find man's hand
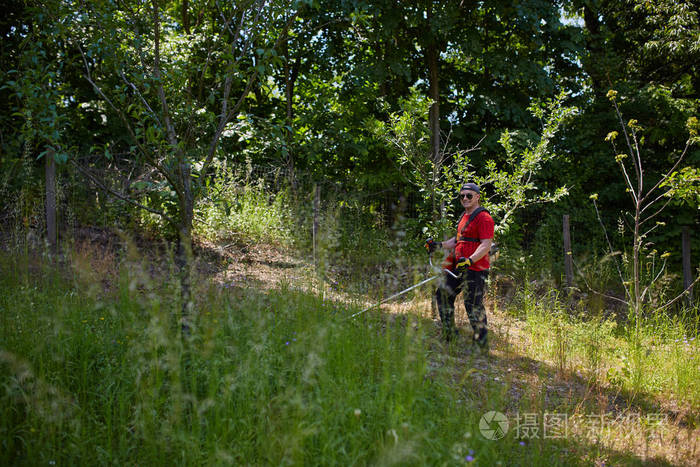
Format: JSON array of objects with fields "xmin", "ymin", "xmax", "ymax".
[
  {"xmin": 456, "ymin": 256, "xmax": 473, "ymax": 274},
  {"xmin": 425, "ymin": 238, "xmax": 441, "ymax": 254}
]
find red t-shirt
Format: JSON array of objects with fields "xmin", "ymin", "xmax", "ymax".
[{"xmin": 455, "ymin": 209, "xmax": 495, "ymax": 271}]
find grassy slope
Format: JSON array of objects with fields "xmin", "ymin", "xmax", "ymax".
[{"xmin": 0, "ymin": 238, "xmax": 698, "ymax": 466}]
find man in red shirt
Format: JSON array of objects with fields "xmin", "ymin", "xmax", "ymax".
[{"xmin": 426, "ymin": 182, "xmax": 494, "ymax": 348}]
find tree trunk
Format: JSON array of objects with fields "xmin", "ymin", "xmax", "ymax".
[
  {"xmin": 283, "ymin": 38, "xmax": 300, "ymax": 191},
  {"xmin": 178, "ymin": 221, "xmax": 193, "ymax": 335},
  {"xmin": 582, "ymin": 4, "xmax": 605, "ymax": 96},
  {"xmin": 374, "ymin": 40, "xmax": 387, "ymax": 97},
  {"xmin": 426, "ymin": 42, "xmax": 441, "ymax": 221},
  {"xmin": 182, "ymin": 0, "xmax": 190, "ymax": 34}
]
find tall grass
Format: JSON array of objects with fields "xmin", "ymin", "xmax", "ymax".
[
  {"xmin": 195, "ymin": 180, "xmax": 295, "ymax": 245},
  {"xmin": 504, "ymin": 281, "xmax": 700, "ymax": 408},
  {"xmin": 3, "ymin": 180, "xmax": 695, "ymax": 465},
  {"xmin": 194, "ymin": 178, "xmax": 425, "ymax": 297},
  {"xmin": 1, "ymin": 244, "xmax": 609, "ymax": 465}
]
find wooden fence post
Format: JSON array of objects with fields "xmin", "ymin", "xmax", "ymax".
[
  {"xmin": 682, "ymin": 226, "xmax": 693, "ymax": 306},
  {"xmin": 45, "ymin": 148, "xmax": 57, "ymax": 255},
  {"xmin": 313, "ymin": 184, "xmax": 320, "ymax": 269},
  {"xmin": 563, "ymin": 214, "xmax": 573, "ymax": 288}
]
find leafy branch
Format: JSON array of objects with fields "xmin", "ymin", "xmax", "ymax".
[{"xmin": 446, "ymin": 91, "xmax": 576, "ymax": 236}]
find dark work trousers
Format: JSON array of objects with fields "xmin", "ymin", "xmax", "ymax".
[{"xmin": 435, "ymin": 269, "xmax": 489, "ymax": 343}]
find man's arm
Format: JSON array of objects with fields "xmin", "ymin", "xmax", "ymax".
[
  {"xmin": 468, "ymin": 238, "xmax": 493, "ymax": 263},
  {"xmin": 441, "ymin": 237, "xmax": 456, "ymax": 249}
]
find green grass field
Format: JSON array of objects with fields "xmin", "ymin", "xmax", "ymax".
[{"xmin": 2, "ymin": 243, "xmax": 698, "ymax": 466}]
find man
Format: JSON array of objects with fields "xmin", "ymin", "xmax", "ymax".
[{"xmin": 426, "ymin": 182, "xmax": 494, "ymax": 348}]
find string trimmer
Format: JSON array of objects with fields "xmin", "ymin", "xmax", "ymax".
[{"xmin": 348, "ymin": 253, "xmax": 458, "ymax": 319}]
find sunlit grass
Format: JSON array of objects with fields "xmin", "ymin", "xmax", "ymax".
[
  {"xmin": 503, "ymin": 282, "xmax": 700, "ymax": 409},
  {"xmin": 0, "ymin": 252, "xmax": 444, "ymax": 464},
  {"xmin": 195, "ymin": 181, "xmax": 295, "ymax": 245}
]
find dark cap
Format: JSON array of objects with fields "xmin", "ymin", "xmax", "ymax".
[{"xmin": 460, "ymin": 182, "xmax": 480, "ymax": 194}]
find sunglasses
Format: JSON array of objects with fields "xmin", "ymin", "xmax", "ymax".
[{"xmin": 460, "ymin": 193, "xmax": 475, "ymax": 200}]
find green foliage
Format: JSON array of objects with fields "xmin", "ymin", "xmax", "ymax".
[
  {"xmin": 465, "ymin": 92, "xmax": 576, "ymax": 235},
  {"xmin": 449, "ymin": 92, "xmax": 575, "ymax": 238},
  {"xmin": 370, "ymin": 90, "xmax": 576, "ymax": 242},
  {"xmin": 195, "ymin": 177, "xmax": 294, "ymax": 245},
  {"xmin": 660, "ymin": 165, "xmax": 700, "ymax": 206},
  {"xmin": 368, "ymin": 89, "xmax": 432, "ymax": 183},
  {"xmin": 367, "ymin": 89, "xmax": 448, "ymax": 228},
  {"xmin": 632, "ymin": 0, "xmax": 700, "ymax": 59},
  {"xmin": 589, "ymin": 93, "xmax": 700, "ymax": 325}
]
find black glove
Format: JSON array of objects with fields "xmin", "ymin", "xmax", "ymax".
[
  {"xmin": 425, "ymin": 238, "xmax": 441, "ymax": 254},
  {"xmin": 456, "ymin": 256, "xmax": 473, "ymax": 274}
]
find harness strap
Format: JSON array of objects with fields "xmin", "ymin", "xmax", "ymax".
[
  {"xmin": 445, "ymin": 207, "xmax": 490, "ymax": 271},
  {"xmin": 457, "ymin": 207, "xmax": 487, "ymax": 242}
]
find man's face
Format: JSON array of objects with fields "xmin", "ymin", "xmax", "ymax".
[{"xmin": 460, "ymin": 190, "xmax": 479, "ymax": 208}]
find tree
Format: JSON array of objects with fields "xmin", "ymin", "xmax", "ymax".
[
  {"xmin": 550, "ymin": 0, "xmax": 700, "ymax": 269},
  {"xmin": 286, "ymin": 0, "xmax": 579, "ymax": 220},
  {"xmin": 591, "ymin": 91, "xmax": 699, "ymax": 334},
  {"xmin": 372, "ymin": 90, "xmax": 575, "ymax": 239},
  {"xmin": 4, "ymin": 1, "xmax": 76, "ymax": 253},
  {"xmin": 69, "ymin": 0, "xmax": 302, "ymax": 333}
]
